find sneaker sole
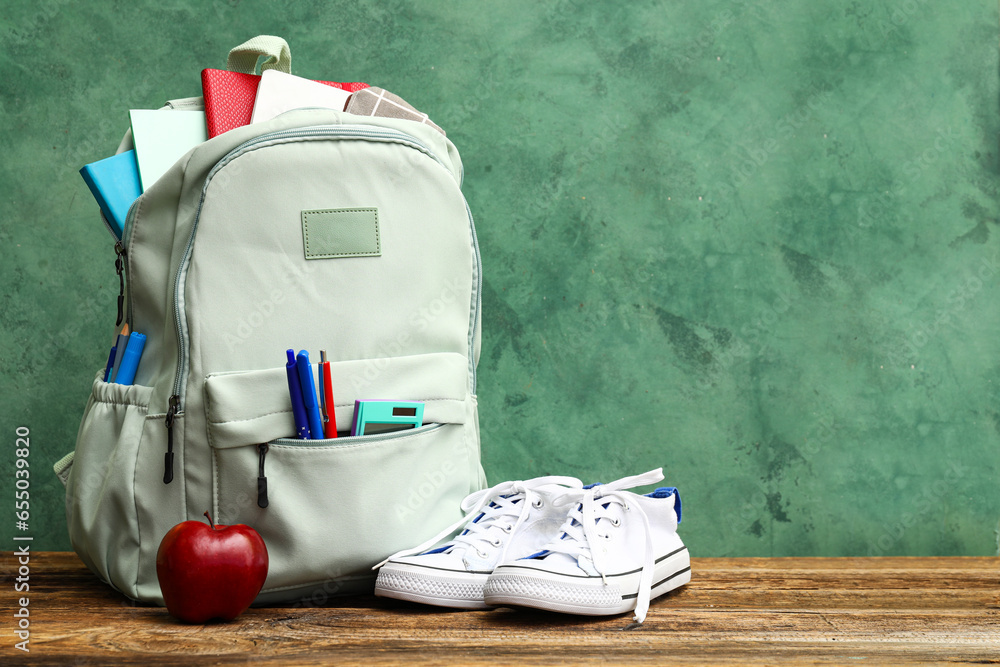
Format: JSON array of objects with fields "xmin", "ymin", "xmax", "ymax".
[
  {"xmin": 375, "ymin": 561, "xmax": 491, "ymax": 610},
  {"xmin": 482, "ymin": 546, "xmax": 691, "ymax": 616}
]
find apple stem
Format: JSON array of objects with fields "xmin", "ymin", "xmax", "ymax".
[{"xmin": 204, "ymin": 511, "xmax": 216, "ymax": 530}]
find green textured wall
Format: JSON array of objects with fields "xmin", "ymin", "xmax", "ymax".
[{"xmin": 2, "ymin": 1, "xmax": 998, "ymax": 558}]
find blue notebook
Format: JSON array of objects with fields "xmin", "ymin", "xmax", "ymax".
[{"xmin": 79, "ymin": 150, "xmax": 142, "ymax": 241}]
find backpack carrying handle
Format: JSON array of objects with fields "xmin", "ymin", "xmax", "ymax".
[{"xmin": 226, "ymin": 35, "xmax": 291, "ymax": 75}]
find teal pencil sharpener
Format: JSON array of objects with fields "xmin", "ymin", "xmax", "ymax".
[{"xmin": 350, "ymin": 400, "xmax": 424, "ymax": 436}]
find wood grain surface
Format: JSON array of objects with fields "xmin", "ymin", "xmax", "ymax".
[{"xmin": 2, "ymin": 553, "xmax": 998, "ymax": 665}]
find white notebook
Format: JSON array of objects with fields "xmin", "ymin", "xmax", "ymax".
[
  {"xmin": 251, "ymin": 70, "xmax": 353, "ymax": 124},
  {"xmin": 129, "ymin": 109, "xmax": 208, "ymax": 191}
]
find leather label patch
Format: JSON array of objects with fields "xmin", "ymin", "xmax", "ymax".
[{"xmin": 301, "ymin": 208, "xmax": 380, "ymax": 259}]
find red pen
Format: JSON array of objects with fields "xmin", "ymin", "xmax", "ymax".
[{"xmin": 320, "ymin": 350, "xmax": 337, "ymax": 438}]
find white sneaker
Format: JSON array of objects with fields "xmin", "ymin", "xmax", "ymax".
[
  {"xmin": 374, "ymin": 476, "xmax": 584, "ymax": 609},
  {"xmin": 483, "ymin": 468, "xmax": 689, "ymax": 623}
]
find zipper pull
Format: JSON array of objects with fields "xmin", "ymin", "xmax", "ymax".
[
  {"xmin": 114, "ymin": 241, "xmax": 126, "ymax": 327},
  {"xmin": 257, "ymin": 443, "xmax": 269, "ymax": 508},
  {"xmin": 164, "ymin": 395, "xmax": 179, "ymax": 484}
]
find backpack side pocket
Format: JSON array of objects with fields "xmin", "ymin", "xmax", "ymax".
[{"xmin": 66, "ymin": 372, "xmax": 153, "ymax": 599}]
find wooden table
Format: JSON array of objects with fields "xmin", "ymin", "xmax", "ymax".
[{"xmin": 3, "ymin": 553, "xmax": 998, "ymax": 665}]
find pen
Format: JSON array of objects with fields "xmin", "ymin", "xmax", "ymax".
[
  {"xmin": 296, "ymin": 350, "xmax": 325, "ymax": 439},
  {"xmin": 320, "ymin": 350, "xmax": 337, "ymax": 438},
  {"xmin": 113, "ymin": 332, "xmax": 146, "ymax": 386},
  {"xmin": 285, "ymin": 349, "xmax": 310, "ymax": 439},
  {"xmin": 103, "ymin": 345, "xmax": 117, "ymax": 382},
  {"xmin": 317, "ymin": 351, "xmax": 326, "ymax": 428}
]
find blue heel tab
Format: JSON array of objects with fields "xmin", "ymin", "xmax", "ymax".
[{"xmin": 646, "ymin": 486, "xmax": 681, "ymax": 522}]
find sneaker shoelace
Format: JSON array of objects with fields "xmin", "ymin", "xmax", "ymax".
[
  {"xmin": 536, "ymin": 467, "xmax": 665, "ymax": 623},
  {"xmin": 375, "ymin": 476, "xmax": 584, "ymax": 569}
]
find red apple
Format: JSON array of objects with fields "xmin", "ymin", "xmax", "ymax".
[{"xmin": 156, "ymin": 512, "xmax": 268, "ymax": 623}]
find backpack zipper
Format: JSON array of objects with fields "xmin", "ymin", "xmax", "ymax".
[
  {"xmin": 119, "ymin": 195, "xmax": 144, "ymax": 330},
  {"xmin": 256, "ymin": 443, "xmax": 269, "ymax": 508},
  {"xmin": 163, "ymin": 394, "xmax": 180, "ymax": 483},
  {"xmin": 99, "ymin": 209, "xmax": 120, "ymax": 243},
  {"xmin": 466, "ymin": 199, "xmax": 483, "ymax": 391},
  {"xmin": 113, "ymin": 241, "xmax": 126, "ymax": 328},
  {"xmin": 257, "ymin": 424, "xmax": 442, "ymax": 507},
  {"xmin": 162, "ymin": 125, "xmax": 481, "ymax": 484},
  {"xmin": 119, "ymin": 195, "xmax": 188, "ymax": 484}
]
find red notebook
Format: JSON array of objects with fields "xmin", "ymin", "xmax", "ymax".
[{"xmin": 201, "ymin": 69, "xmax": 369, "ymax": 138}]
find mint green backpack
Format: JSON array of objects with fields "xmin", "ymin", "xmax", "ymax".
[{"xmin": 56, "ymin": 38, "xmax": 486, "ymax": 604}]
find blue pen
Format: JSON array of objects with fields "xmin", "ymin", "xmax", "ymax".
[
  {"xmin": 285, "ymin": 349, "xmax": 310, "ymax": 439},
  {"xmin": 296, "ymin": 351, "xmax": 325, "ymax": 439},
  {"xmin": 103, "ymin": 345, "xmax": 117, "ymax": 382},
  {"xmin": 114, "ymin": 332, "xmax": 146, "ymax": 385}
]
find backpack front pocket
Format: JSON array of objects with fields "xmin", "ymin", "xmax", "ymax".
[
  {"xmin": 213, "ymin": 423, "xmax": 470, "ymax": 602},
  {"xmin": 204, "ymin": 352, "xmax": 481, "ymax": 603}
]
